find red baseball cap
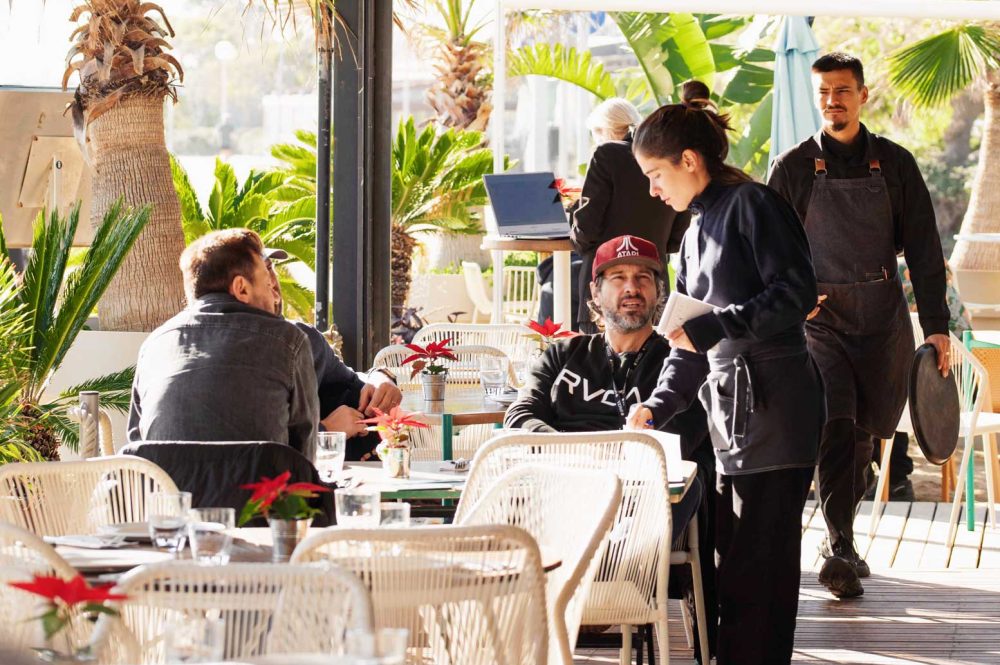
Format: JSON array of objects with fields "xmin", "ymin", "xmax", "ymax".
[{"xmin": 592, "ymin": 235, "xmax": 662, "ymax": 278}]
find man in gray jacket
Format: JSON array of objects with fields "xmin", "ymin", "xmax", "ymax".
[{"xmin": 127, "ymin": 229, "xmax": 319, "ymax": 461}]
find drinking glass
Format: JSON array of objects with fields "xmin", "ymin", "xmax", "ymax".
[
  {"xmin": 346, "ymin": 627, "xmax": 409, "ymax": 665},
  {"xmin": 164, "ymin": 616, "xmax": 224, "ymax": 663},
  {"xmin": 379, "ymin": 502, "xmax": 410, "ymax": 528},
  {"xmin": 316, "ymin": 431, "xmax": 348, "ymax": 482},
  {"xmin": 335, "ymin": 488, "xmax": 381, "ymax": 527},
  {"xmin": 148, "ymin": 491, "xmax": 192, "ymax": 552},
  {"xmin": 479, "ymin": 357, "xmax": 507, "ymax": 398},
  {"xmin": 187, "ymin": 507, "xmax": 235, "ymax": 565}
]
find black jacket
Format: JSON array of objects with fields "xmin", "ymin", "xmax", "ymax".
[
  {"xmin": 505, "ymin": 333, "xmax": 707, "ymax": 454},
  {"xmin": 570, "ymin": 136, "xmax": 690, "ymax": 322},
  {"xmin": 768, "ymin": 126, "xmax": 949, "ymax": 336},
  {"xmin": 644, "ymin": 180, "xmax": 824, "ymax": 474}
]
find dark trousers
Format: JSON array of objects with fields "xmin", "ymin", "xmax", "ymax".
[
  {"xmin": 817, "ymin": 418, "xmax": 874, "ymax": 551},
  {"xmin": 715, "ymin": 466, "xmax": 813, "ymax": 665}
]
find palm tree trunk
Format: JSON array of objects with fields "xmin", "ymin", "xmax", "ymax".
[
  {"xmin": 951, "ymin": 82, "xmax": 1000, "ymax": 271},
  {"xmin": 88, "ymin": 96, "xmax": 186, "ymax": 331},
  {"xmin": 391, "ymin": 229, "xmax": 417, "ymax": 315}
]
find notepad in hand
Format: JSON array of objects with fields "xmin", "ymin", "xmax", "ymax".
[{"xmin": 656, "ymin": 291, "xmax": 715, "ymax": 336}]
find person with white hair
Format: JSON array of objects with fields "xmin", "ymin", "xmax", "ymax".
[{"xmin": 570, "ymin": 95, "xmax": 693, "ymax": 335}]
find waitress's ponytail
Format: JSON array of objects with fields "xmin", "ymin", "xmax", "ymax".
[{"xmin": 634, "ymin": 81, "xmax": 752, "ymax": 186}]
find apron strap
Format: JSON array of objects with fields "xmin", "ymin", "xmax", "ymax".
[
  {"xmin": 869, "ymin": 159, "xmax": 882, "ymax": 175},
  {"xmin": 814, "ymin": 158, "xmax": 827, "ymax": 177}
]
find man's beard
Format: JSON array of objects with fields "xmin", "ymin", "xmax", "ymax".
[{"xmin": 600, "ymin": 298, "xmax": 654, "ymax": 332}]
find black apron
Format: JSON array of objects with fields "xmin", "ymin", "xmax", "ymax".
[{"xmin": 803, "ymin": 157, "xmax": 912, "ymax": 438}]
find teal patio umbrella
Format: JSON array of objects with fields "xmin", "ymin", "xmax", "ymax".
[{"xmin": 768, "ymin": 16, "xmax": 823, "ymax": 176}]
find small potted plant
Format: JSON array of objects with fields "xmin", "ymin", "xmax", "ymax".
[
  {"xmin": 524, "ymin": 317, "xmax": 579, "ymax": 353},
  {"xmin": 238, "ymin": 471, "xmax": 330, "ymax": 562},
  {"xmin": 402, "ymin": 338, "xmax": 458, "ymax": 401},
  {"xmin": 359, "ymin": 406, "xmax": 429, "ymax": 479},
  {"xmin": 7, "ymin": 573, "xmax": 128, "ymax": 662}
]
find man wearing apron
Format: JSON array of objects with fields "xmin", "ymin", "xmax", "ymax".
[{"xmin": 769, "ymin": 52, "xmax": 950, "ymax": 598}]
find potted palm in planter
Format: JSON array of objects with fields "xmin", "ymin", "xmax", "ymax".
[
  {"xmin": 238, "ymin": 471, "xmax": 330, "ymax": 562},
  {"xmin": 402, "ymin": 338, "xmax": 458, "ymax": 401},
  {"xmin": 359, "ymin": 407, "xmax": 429, "ymax": 479}
]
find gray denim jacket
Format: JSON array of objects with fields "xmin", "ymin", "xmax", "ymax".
[{"xmin": 127, "ymin": 294, "xmax": 319, "ymax": 461}]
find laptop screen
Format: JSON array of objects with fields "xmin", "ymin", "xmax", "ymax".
[{"xmin": 483, "ymin": 172, "xmax": 570, "ymax": 237}]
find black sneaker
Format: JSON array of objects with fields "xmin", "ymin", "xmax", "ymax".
[
  {"xmin": 821, "ymin": 538, "xmax": 871, "ymax": 579},
  {"xmin": 818, "ymin": 555, "xmax": 864, "ymax": 598},
  {"xmin": 889, "ymin": 478, "xmax": 916, "ymax": 502}
]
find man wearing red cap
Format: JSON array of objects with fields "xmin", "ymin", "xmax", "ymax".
[{"xmin": 506, "ymin": 234, "xmax": 715, "ymax": 660}]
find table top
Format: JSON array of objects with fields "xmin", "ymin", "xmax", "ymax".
[
  {"xmin": 481, "ymin": 236, "xmax": 574, "ymax": 252},
  {"xmin": 400, "ymin": 389, "xmax": 510, "ymax": 426}
]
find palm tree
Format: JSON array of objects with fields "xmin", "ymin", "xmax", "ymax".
[
  {"xmin": 0, "ymin": 202, "xmax": 151, "ymax": 459},
  {"xmin": 62, "ymin": 0, "xmax": 187, "ymax": 331},
  {"xmin": 0, "ymin": 259, "xmax": 44, "ymax": 464},
  {"xmin": 507, "ymin": 12, "xmax": 777, "ymax": 173},
  {"xmin": 888, "ymin": 24, "xmax": 1000, "ymax": 271},
  {"xmin": 171, "ymin": 155, "xmax": 318, "ymax": 320}
]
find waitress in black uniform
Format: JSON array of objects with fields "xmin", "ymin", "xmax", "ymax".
[{"xmin": 626, "ymin": 100, "xmax": 824, "ymax": 665}]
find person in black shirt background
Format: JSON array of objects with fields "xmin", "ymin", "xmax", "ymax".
[
  {"xmin": 627, "ymin": 99, "xmax": 824, "ymax": 665},
  {"xmin": 768, "ymin": 53, "xmax": 950, "ymax": 599},
  {"xmin": 570, "ymin": 97, "xmax": 691, "ymax": 333}
]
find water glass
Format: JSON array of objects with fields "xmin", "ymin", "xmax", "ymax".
[
  {"xmin": 164, "ymin": 616, "xmax": 225, "ymax": 663},
  {"xmin": 379, "ymin": 502, "xmax": 410, "ymax": 528},
  {"xmin": 148, "ymin": 491, "xmax": 192, "ymax": 552},
  {"xmin": 335, "ymin": 487, "xmax": 381, "ymax": 528},
  {"xmin": 346, "ymin": 627, "xmax": 409, "ymax": 665},
  {"xmin": 479, "ymin": 357, "xmax": 507, "ymax": 397},
  {"xmin": 187, "ymin": 507, "xmax": 235, "ymax": 565},
  {"xmin": 316, "ymin": 430, "xmax": 348, "ymax": 482}
]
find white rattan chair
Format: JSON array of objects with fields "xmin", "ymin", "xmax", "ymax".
[
  {"xmin": 412, "ymin": 322, "xmax": 539, "ymax": 363},
  {"xmin": 462, "ymin": 261, "xmax": 494, "ymax": 323},
  {"xmin": 0, "ymin": 523, "xmax": 83, "ymax": 650},
  {"xmin": 92, "ymin": 562, "xmax": 374, "ymax": 664},
  {"xmin": 372, "ymin": 344, "xmax": 515, "ymax": 461},
  {"xmin": 0, "ymin": 457, "xmax": 178, "ymax": 537},
  {"xmin": 458, "ymin": 431, "xmax": 674, "ymax": 664},
  {"xmin": 460, "ymin": 264, "xmax": 540, "ymax": 324},
  {"xmin": 456, "ymin": 464, "xmax": 621, "ymax": 665},
  {"xmin": 291, "ymin": 525, "xmax": 549, "ymax": 665}
]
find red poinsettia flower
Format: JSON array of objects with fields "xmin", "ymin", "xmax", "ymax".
[
  {"xmin": 525, "ymin": 318, "xmax": 580, "ymax": 342},
  {"xmin": 401, "ymin": 338, "xmax": 457, "ymax": 377},
  {"xmin": 239, "ymin": 471, "xmax": 330, "ymax": 526},
  {"xmin": 9, "ymin": 574, "xmax": 127, "ymax": 606},
  {"xmin": 359, "ymin": 406, "xmax": 429, "ymax": 446}
]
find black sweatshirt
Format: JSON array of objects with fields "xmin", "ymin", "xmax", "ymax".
[
  {"xmin": 644, "ymin": 180, "xmax": 818, "ymax": 435},
  {"xmin": 768, "ymin": 125, "xmax": 949, "ymax": 336},
  {"xmin": 504, "ymin": 333, "xmax": 707, "ymax": 445}
]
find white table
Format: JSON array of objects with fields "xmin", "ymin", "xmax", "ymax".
[{"xmin": 481, "ymin": 236, "xmax": 574, "ymax": 326}]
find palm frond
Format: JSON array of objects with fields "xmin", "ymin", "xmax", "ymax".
[
  {"xmin": 888, "ymin": 24, "xmax": 1000, "ymax": 107},
  {"xmin": 170, "ymin": 154, "xmax": 205, "ymax": 240},
  {"xmin": 508, "ymin": 43, "xmax": 617, "ymax": 100},
  {"xmin": 52, "ymin": 366, "xmax": 136, "ymax": 414}
]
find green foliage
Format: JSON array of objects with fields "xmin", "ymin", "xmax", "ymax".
[
  {"xmin": 391, "ymin": 117, "xmax": 507, "ymax": 235},
  {"xmin": 888, "ymin": 24, "xmax": 1000, "ymax": 107},
  {"xmin": 0, "ymin": 204, "xmax": 150, "ymax": 454},
  {"xmin": 507, "ymin": 12, "xmax": 777, "ymax": 171},
  {"xmin": 170, "ymin": 155, "xmax": 317, "ymax": 320}
]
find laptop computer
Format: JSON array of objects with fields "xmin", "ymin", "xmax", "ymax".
[{"xmin": 483, "ymin": 171, "xmax": 572, "ymax": 239}]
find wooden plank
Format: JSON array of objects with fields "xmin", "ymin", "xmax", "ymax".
[
  {"xmin": 892, "ymin": 501, "xmax": 935, "ymax": 569},
  {"xmin": 865, "ymin": 501, "xmax": 909, "ymax": 571},
  {"xmin": 919, "ymin": 502, "xmax": 953, "ymax": 569},
  {"xmin": 801, "ymin": 499, "xmax": 827, "ymax": 571},
  {"xmin": 854, "ymin": 500, "xmax": 880, "ymax": 561},
  {"xmin": 950, "ymin": 504, "xmax": 987, "ymax": 569},
  {"xmin": 980, "ymin": 510, "xmax": 1000, "ymax": 569}
]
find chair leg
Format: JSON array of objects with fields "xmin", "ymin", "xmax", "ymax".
[
  {"xmin": 869, "ymin": 438, "xmax": 893, "ymax": 538},
  {"xmin": 985, "ymin": 433, "xmax": 999, "ymax": 529},
  {"xmin": 942, "ymin": 457, "xmax": 956, "ymax": 502},
  {"xmin": 947, "ymin": 435, "xmax": 974, "ymax": 549},
  {"xmin": 686, "ymin": 519, "xmax": 711, "ymax": 663},
  {"xmin": 655, "ymin": 619, "xmax": 669, "ymax": 665},
  {"xmin": 621, "ymin": 624, "xmax": 632, "ymax": 665}
]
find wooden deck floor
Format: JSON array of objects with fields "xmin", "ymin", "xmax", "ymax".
[{"xmin": 574, "ymin": 500, "xmax": 1000, "ymax": 664}]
